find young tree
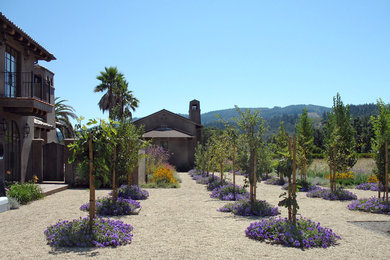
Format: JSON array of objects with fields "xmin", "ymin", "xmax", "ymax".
[
  {"xmin": 325, "ymin": 93, "xmax": 357, "ymax": 192},
  {"xmin": 68, "ymin": 118, "xmax": 114, "ymax": 229},
  {"xmin": 274, "ymin": 122, "xmax": 289, "ymax": 182},
  {"xmin": 210, "ymin": 133, "xmax": 230, "ymax": 180},
  {"xmin": 218, "ymin": 116, "xmax": 240, "ymax": 199},
  {"xmin": 235, "ymin": 107, "xmax": 266, "ymax": 203},
  {"xmin": 296, "ymin": 108, "xmax": 314, "ymax": 181},
  {"xmin": 116, "ymin": 120, "xmax": 148, "ymax": 186},
  {"xmin": 371, "ymin": 99, "xmax": 390, "ymax": 201}
]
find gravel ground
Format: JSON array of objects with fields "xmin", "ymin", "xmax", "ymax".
[{"xmin": 0, "ymin": 172, "xmax": 389, "ymax": 259}]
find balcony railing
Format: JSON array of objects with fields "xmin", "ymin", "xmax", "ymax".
[{"xmin": 1, "ymin": 71, "xmax": 52, "ymax": 104}]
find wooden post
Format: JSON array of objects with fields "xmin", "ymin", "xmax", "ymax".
[
  {"xmin": 220, "ymin": 163, "xmax": 223, "ymax": 180},
  {"xmin": 292, "ymin": 135, "xmax": 297, "ymax": 225},
  {"xmin": 386, "ymin": 142, "xmax": 389, "ymax": 202},
  {"xmin": 112, "ymin": 144, "xmax": 117, "ymax": 201},
  {"xmin": 88, "ymin": 133, "xmax": 95, "ymax": 230}
]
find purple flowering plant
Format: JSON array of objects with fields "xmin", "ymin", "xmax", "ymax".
[
  {"xmin": 245, "ymin": 217, "xmax": 341, "ymax": 248},
  {"xmin": 355, "ymin": 182, "xmax": 385, "ymax": 191},
  {"xmin": 306, "ymin": 187, "xmax": 357, "ymax": 201},
  {"xmin": 264, "ymin": 176, "xmax": 286, "ymax": 186},
  {"xmin": 210, "ymin": 183, "xmax": 249, "ymax": 201},
  {"xmin": 218, "ymin": 199, "xmax": 279, "ymax": 217},
  {"xmin": 111, "ymin": 185, "xmax": 149, "ymax": 200},
  {"xmin": 206, "ymin": 176, "xmax": 229, "ymax": 191},
  {"xmin": 44, "ymin": 216, "xmax": 133, "ymax": 248},
  {"xmin": 347, "ymin": 197, "xmax": 390, "ymax": 215},
  {"xmin": 80, "ymin": 196, "xmax": 140, "ymax": 216},
  {"xmin": 281, "ymin": 179, "xmax": 319, "ymax": 192}
]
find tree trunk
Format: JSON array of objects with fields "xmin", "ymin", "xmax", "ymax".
[
  {"xmin": 112, "ymin": 144, "xmax": 117, "ymax": 201},
  {"xmin": 254, "ymin": 151, "xmax": 257, "ymax": 201},
  {"xmin": 220, "ymin": 163, "xmax": 223, "ymax": 180},
  {"xmin": 232, "ymin": 146, "xmax": 236, "ymax": 200},
  {"xmin": 385, "ymin": 142, "xmax": 389, "ymax": 202},
  {"xmin": 292, "ymin": 135, "xmax": 297, "ymax": 225},
  {"xmin": 89, "ymin": 134, "xmax": 95, "ymax": 230}
]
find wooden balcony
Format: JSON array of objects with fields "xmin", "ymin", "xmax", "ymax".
[
  {"xmin": 0, "ymin": 97, "xmax": 53, "ymax": 116},
  {"xmin": 1, "ymin": 71, "xmax": 53, "ymax": 116}
]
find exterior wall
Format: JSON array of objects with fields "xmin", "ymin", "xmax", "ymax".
[
  {"xmin": 0, "ymin": 29, "xmax": 55, "ymax": 182},
  {"xmin": 134, "ymin": 104, "xmax": 203, "ymax": 172}
]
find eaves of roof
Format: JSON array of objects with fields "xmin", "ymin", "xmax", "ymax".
[{"xmin": 0, "ymin": 12, "xmax": 56, "ymax": 61}]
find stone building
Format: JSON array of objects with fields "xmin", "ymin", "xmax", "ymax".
[
  {"xmin": 0, "ymin": 12, "xmax": 57, "ymax": 183},
  {"xmin": 133, "ymin": 100, "xmax": 202, "ymax": 171}
]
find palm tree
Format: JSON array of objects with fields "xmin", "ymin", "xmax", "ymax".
[
  {"xmin": 55, "ymin": 97, "xmax": 77, "ymax": 138},
  {"xmin": 114, "ymin": 80, "xmax": 139, "ymax": 120},
  {"xmin": 94, "ymin": 67, "xmax": 124, "ymax": 119}
]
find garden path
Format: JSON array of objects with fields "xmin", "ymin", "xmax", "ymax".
[{"xmin": 0, "ymin": 172, "xmax": 389, "ymax": 259}]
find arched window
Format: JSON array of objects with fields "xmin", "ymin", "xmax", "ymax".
[{"xmin": 4, "ymin": 121, "xmax": 20, "ymax": 181}]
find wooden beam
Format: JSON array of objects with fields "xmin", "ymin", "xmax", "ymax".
[{"xmin": 18, "ymin": 36, "xmax": 23, "ymax": 41}]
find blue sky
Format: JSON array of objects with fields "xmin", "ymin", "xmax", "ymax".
[{"xmin": 2, "ymin": 1, "xmax": 389, "ymax": 120}]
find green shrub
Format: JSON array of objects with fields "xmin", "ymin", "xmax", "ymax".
[
  {"xmin": 6, "ymin": 183, "xmax": 44, "ymax": 205},
  {"xmin": 140, "ymin": 182, "xmax": 180, "ymax": 188},
  {"xmin": 357, "ymin": 153, "xmax": 374, "ymax": 159}
]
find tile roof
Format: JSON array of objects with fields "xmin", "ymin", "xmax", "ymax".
[
  {"xmin": 143, "ymin": 129, "xmax": 194, "ymax": 139},
  {"xmin": 0, "ymin": 12, "xmax": 55, "ymax": 61}
]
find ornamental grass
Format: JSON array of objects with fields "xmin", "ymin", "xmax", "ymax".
[
  {"xmin": 218, "ymin": 199, "xmax": 279, "ymax": 217},
  {"xmin": 80, "ymin": 196, "xmax": 140, "ymax": 216},
  {"xmin": 246, "ymin": 217, "xmax": 341, "ymax": 248},
  {"xmin": 306, "ymin": 187, "xmax": 357, "ymax": 201},
  {"xmin": 44, "ymin": 217, "xmax": 133, "ymax": 248},
  {"xmin": 347, "ymin": 197, "xmax": 390, "ymax": 215},
  {"xmin": 210, "ymin": 183, "xmax": 249, "ymax": 201}
]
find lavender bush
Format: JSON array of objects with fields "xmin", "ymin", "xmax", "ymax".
[
  {"xmin": 206, "ymin": 176, "xmax": 228, "ymax": 191},
  {"xmin": 355, "ymin": 182, "xmax": 385, "ymax": 192},
  {"xmin": 218, "ymin": 199, "xmax": 279, "ymax": 217},
  {"xmin": 113, "ymin": 185, "xmax": 149, "ymax": 200},
  {"xmin": 80, "ymin": 197, "xmax": 140, "ymax": 216},
  {"xmin": 246, "ymin": 217, "xmax": 341, "ymax": 248},
  {"xmin": 347, "ymin": 197, "xmax": 390, "ymax": 215},
  {"xmin": 44, "ymin": 217, "xmax": 133, "ymax": 247},
  {"xmin": 264, "ymin": 176, "xmax": 286, "ymax": 186},
  {"xmin": 210, "ymin": 183, "xmax": 249, "ymax": 201},
  {"xmin": 282, "ymin": 180, "xmax": 319, "ymax": 192},
  {"xmin": 306, "ymin": 187, "xmax": 357, "ymax": 201}
]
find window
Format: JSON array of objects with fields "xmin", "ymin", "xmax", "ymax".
[
  {"xmin": 192, "ymin": 105, "xmax": 198, "ymax": 110},
  {"xmin": 160, "ymin": 141, "xmax": 168, "ymax": 150},
  {"xmin": 4, "ymin": 46, "xmax": 18, "ymax": 97}
]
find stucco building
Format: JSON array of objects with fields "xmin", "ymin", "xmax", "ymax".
[
  {"xmin": 134, "ymin": 100, "xmax": 202, "ymax": 171},
  {"xmin": 0, "ymin": 12, "xmax": 57, "ymax": 183}
]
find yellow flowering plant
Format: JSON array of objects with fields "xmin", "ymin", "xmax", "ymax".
[{"xmin": 152, "ymin": 164, "xmax": 178, "ymax": 185}]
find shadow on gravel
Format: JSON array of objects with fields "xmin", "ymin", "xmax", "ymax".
[
  {"xmin": 48, "ymin": 247, "xmax": 99, "ymax": 257},
  {"xmin": 348, "ymin": 221, "xmax": 390, "ymax": 238}
]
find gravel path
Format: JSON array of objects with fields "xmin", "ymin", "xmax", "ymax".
[{"xmin": 0, "ymin": 172, "xmax": 389, "ymax": 259}]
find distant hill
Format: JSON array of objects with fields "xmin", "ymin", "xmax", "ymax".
[
  {"xmin": 199, "ymin": 103, "xmax": 379, "ymax": 136},
  {"xmin": 134, "ymin": 103, "xmax": 378, "ymax": 137}
]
